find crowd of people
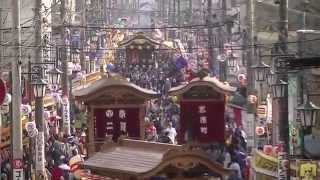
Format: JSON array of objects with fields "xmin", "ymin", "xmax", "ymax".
[
  {"xmin": 0, "ymin": 125, "xmax": 87, "ymax": 180},
  {"xmin": 0, "ymin": 47, "xmax": 250, "ymax": 179}
]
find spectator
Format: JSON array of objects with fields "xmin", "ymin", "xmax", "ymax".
[
  {"xmin": 164, "ymin": 122, "xmax": 177, "ymax": 144},
  {"xmin": 145, "ymin": 121, "xmax": 158, "ymax": 142},
  {"xmin": 159, "ymin": 131, "xmax": 173, "ymax": 144},
  {"xmin": 228, "ymin": 156, "xmax": 243, "ymax": 180}
]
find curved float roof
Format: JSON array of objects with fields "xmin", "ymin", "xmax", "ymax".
[
  {"xmin": 73, "ymin": 74, "xmax": 159, "ymax": 101},
  {"xmin": 82, "ymin": 139, "xmax": 233, "ymax": 178},
  {"xmin": 118, "ymin": 32, "xmax": 161, "ymax": 48},
  {"xmin": 169, "ymin": 76, "xmax": 237, "ymax": 96}
]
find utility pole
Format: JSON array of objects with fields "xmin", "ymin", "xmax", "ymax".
[
  {"xmin": 277, "ymin": 1, "xmax": 289, "ymax": 179},
  {"xmin": 219, "ymin": 0, "xmax": 228, "ymax": 82},
  {"xmin": 246, "ymin": 0, "xmax": 255, "ymax": 94},
  {"xmin": 279, "ymin": 0, "xmax": 288, "ymax": 54},
  {"xmin": 80, "ymin": 0, "xmax": 86, "ymax": 71},
  {"xmin": 0, "ymin": 8, "xmax": 2, "ymax": 67},
  {"xmin": 207, "ymin": 0, "xmax": 216, "ymax": 74},
  {"xmin": 11, "ymin": 0, "xmax": 24, "ymax": 179},
  {"xmin": 173, "ymin": 0, "xmax": 176, "ymax": 26},
  {"xmin": 177, "ymin": 0, "xmax": 181, "ymax": 39},
  {"xmin": 245, "ymin": 0, "xmax": 257, "ymax": 153},
  {"xmin": 61, "ymin": 0, "xmax": 71, "ymax": 135},
  {"xmin": 278, "ymin": 0, "xmax": 289, "ymax": 146},
  {"xmin": 34, "ymin": 0, "xmax": 46, "ymax": 178}
]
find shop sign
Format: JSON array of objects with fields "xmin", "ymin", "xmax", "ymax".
[
  {"xmin": 36, "ymin": 132, "xmax": 45, "ymax": 172},
  {"xmin": 257, "ymin": 105, "xmax": 267, "ymax": 119},
  {"xmin": 297, "ymin": 160, "xmax": 318, "ymax": 180},
  {"xmin": 277, "ymin": 142, "xmax": 288, "ymax": 180},
  {"xmin": 13, "ymin": 169, "xmax": 24, "ymax": 180},
  {"xmin": 244, "ymin": 114, "xmax": 254, "ymax": 147},
  {"xmin": 62, "ymin": 97, "xmax": 70, "ymax": 135}
]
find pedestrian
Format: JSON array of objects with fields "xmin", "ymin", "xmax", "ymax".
[
  {"xmin": 228, "ymin": 156, "xmax": 243, "ymax": 180},
  {"xmin": 145, "ymin": 121, "xmax": 158, "ymax": 142},
  {"xmin": 163, "ymin": 122, "xmax": 177, "ymax": 144}
]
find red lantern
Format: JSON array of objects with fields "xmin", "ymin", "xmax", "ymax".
[
  {"xmin": 255, "ymin": 126, "xmax": 265, "ymax": 136},
  {"xmin": 263, "ymin": 145, "xmax": 273, "ymax": 155}
]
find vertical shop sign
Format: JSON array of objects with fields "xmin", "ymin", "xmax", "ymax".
[
  {"xmin": 245, "ymin": 114, "xmax": 255, "ymax": 147},
  {"xmin": 277, "ymin": 142, "xmax": 288, "ymax": 180},
  {"xmin": 36, "ymin": 132, "xmax": 45, "ymax": 173},
  {"xmin": 62, "ymin": 97, "xmax": 70, "ymax": 135}
]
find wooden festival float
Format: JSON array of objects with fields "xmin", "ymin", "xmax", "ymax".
[
  {"xmin": 168, "ymin": 75, "xmax": 236, "ymax": 144},
  {"xmin": 73, "ymin": 71, "xmax": 159, "ymax": 153},
  {"xmin": 72, "ymin": 70, "xmax": 239, "ymax": 179}
]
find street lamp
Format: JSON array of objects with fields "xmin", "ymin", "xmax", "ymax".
[
  {"xmin": 92, "ymin": 32, "xmax": 99, "ymax": 42},
  {"xmin": 47, "ymin": 67, "xmax": 62, "ymax": 85},
  {"xmin": 252, "ymin": 60, "xmax": 270, "ymax": 102},
  {"xmin": 296, "ymin": 96, "xmax": 320, "ymax": 129},
  {"xmin": 266, "ymin": 70, "xmax": 276, "ymax": 86},
  {"xmin": 31, "ymin": 78, "xmax": 48, "ymax": 98},
  {"xmin": 271, "ymin": 77, "xmax": 288, "ymax": 99},
  {"xmin": 251, "ymin": 60, "xmax": 270, "ymax": 82},
  {"xmin": 227, "ymin": 54, "xmax": 237, "ymax": 69}
]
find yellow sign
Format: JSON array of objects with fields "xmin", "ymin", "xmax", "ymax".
[{"xmin": 298, "ymin": 160, "xmax": 318, "ymax": 180}]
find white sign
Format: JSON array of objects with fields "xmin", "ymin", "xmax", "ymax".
[
  {"xmin": 245, "ymin": 113, "xmax": 255, "ymax": 147},
  {"xmin": 278, "ymin": 152, "xmax": 288, "ymax": 180},
  {"xmin": 266, "ymin": 94, "xmax": 273, "ymax": 124},
  {"xmin": 25, "ymin": 121, "xmax": 36, "ymax": 132},
  {"xmin": 0, "ymin": 104, "xmax": 9, "ymax": 114},
  {"xmin": 36, "ymin": 132, "xmax": 45, "ymax": 173},
  {"xmin": 62, "ymin": 98, "xmax": 70, "ymax": 135},
  {"xmin": 3, "ymin": 93, "xmax": 11, "ymax": 105},
  {"xmin": 13, "ymin": 169, "xmax": 24, "ymax": 180},
  {"xmin": 198, "ymin": 105, "xmax": 208, "ymax": 135}
]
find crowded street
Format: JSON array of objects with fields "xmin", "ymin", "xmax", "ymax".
[{"xmin": 1, "ymin": 0, "xmax": 320, "ymax": 179}]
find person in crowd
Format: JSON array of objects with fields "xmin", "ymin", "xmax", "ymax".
[
  {"xmin": 145, "ymin": 121, "xmax": 158, "ymax": 142},
  {"xmin": 50, "ymin": 159, "xmax": 64, "ymax": 180},
  {"xmin": 164, "ymin": 122, "xmax": 177, "ymax": 144},
  {"xmin": 228, "ymin": 156, "xmax": 243, "ymax": 180},
  {"xmin": 159, "ymin": 131, "xmax": 173, "ymax": 144}
]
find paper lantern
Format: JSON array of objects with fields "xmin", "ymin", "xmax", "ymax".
[
  {"xmin": 248, "ymin": 95, "xmax": 258, "ymax": 104},
  {"xmin": 263, "ymin": 145, "xmax": 273, "ymax": 155},
  {"xmin": 255, "ymin": 126, "xmax": 265, "ymax": 136}
]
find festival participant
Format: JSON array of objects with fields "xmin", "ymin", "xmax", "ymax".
[
  {"xmin": 164, "ymin": 122, "xmax": 177, "ymax": 144},
  {"xmin": 145, "ymin": 121, "xmax": 158, "ymax": 142}
]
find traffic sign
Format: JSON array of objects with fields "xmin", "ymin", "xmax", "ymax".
[
  {"xmin": 12, "ymin": 159, "xmax": 23, "ymax": 169},
  {"xmin": 0, "ymin": 78, "xmax": 7, "ymax": 105}
]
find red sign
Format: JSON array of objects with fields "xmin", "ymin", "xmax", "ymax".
[
  {"xmin": 12, "ymin": 159, "xmax": 23, "ymax": 169},
  {"xmin": 94, "ymin": 108, "xmax": 140, "ymax": 142},
  {"xmin": 179, "ymin": 101, "xmax": 225, "ymax": 143},
  {"xmin": 0, "ymin": 78, "xmax": 6, "ymax": 105}
]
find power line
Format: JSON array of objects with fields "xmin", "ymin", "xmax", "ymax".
[{"xmin": 1, "ymin": 36, "xmax": 320, "ymax": 50}]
